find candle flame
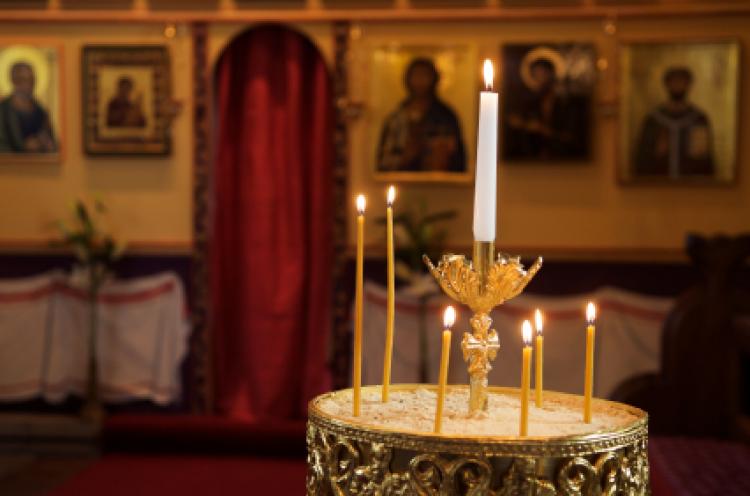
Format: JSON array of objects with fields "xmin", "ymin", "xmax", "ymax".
[
  {"xmin": 387, "ymin": 186, "xmax": 396, "ymax": 207},
  {"xmin": 443, "ymin": 306, "xmax": 456, "ymax": 329},
  {"xmin": 356, "ymin": 194, "xmax": 366, "ymax": 215},
  {"xmin": 534, "ymin": 309, "xmax": 543, "ymax": 336},
  {"xmin": 586, "ymin": 302, "xmax": 596, "ymax": 323},
  {"xmin": 483, "ymin": 59, "xmax": 494, "ymax": 90},
  {"xmin": 522, "ymin": 320, "xmax": 532, "ymax": 346}
]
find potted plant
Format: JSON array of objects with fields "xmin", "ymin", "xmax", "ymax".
[{"xmin": 56, "ymin": 199, "xmax": 124, "ymax": 423}]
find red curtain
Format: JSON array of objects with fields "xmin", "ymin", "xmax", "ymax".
[{"xmin": 211, "ymin": 25, "xmax": 333, "ymax": 420}]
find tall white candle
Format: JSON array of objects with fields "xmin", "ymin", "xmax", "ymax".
[{"xmin": 473, "ymin": 59, "xmax": 498, "ymax": 242}]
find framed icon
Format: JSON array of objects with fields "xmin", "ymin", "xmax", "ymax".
[
  {"xmin": 367, "ymin": 44, "xmax": 477, "ymax": 183},
  {"xmin": 82, "ymin": 45, "xmax": 171, "ymax": 156},
  {"xmin": 618, "ymin": 39, "xmax": 739, "ymax": 184},
  {"xmin": 0, "ymin": 42, "xmax": 63, "ymax": 164}
]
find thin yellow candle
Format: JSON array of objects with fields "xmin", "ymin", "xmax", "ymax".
[
  {"xmin": 382, "ymin": 186, "xmax": 396, "ymax": 402},
  {"xmin": 584, "ymin": 302, "xmax": 596, "ymax": 423},
  {"xmin": 434, "ymin": 305, "xmax": 455, "ymax": 434},
  {"xmin": 353, "ymin": 194, "xmax": 366, "ymax": 417},
  {"xmin": 520, "ymin": 320, "xmax": 533, "ymax": 437},
  {"xmin": 534, "ymin": 309, "xmax": 544, "ymax": 407}
]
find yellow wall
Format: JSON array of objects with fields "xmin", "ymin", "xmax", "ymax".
[
  {"xmin": 347, "ymin": 16, "xmax": 750, "ymax": 256},
  {"xmin": 0, "ymin": 23, "xmax": 194, "ymax": 249},
  {"xmin": 0, "ymin": 15, "xmax": 748, "ymax": 258},
  {"xmin": 0, "ymin": 21, "xmax": 331, "ymax": 251}
]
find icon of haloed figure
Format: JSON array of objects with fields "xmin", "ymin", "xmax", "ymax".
[
  {"xmin": 635, "ymin": 66, "xmax": 714, "ymax": 178},
  {"xmin": 106, "ymin": 76, "xmax": 146, "ymax": 128},
  {"xmin": 0, "ymin": 62, "xmax": 56, "ymax": 153},
  {"xmin": 504, "ymin": 50, "xmax": 588, "ymax": 160},
  {"xmin": 377, "ymin": 58, "xmax": 466, "ymax": 172}
]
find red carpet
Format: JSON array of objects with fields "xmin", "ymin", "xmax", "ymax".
[
  {"xmin": 49, "ymin": 436, "xmax": 750, "ymax": 495},
  {"xmin": 49, "ymin": 455, "xmax": 307, "ymax": 496}
]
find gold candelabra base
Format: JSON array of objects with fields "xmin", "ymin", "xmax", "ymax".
[
  {"xmin": 306, "ymin": 385, "xmax": 650, "ymax": 495},
  {"xmin": 424, "ymin": 241, "xmax": 542, "ymax": 415}
]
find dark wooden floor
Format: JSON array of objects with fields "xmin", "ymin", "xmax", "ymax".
[
  {"xmin": 0, "ymin": 412, "xmax": 100, "ymax": 495},
  {"xmin": 0, "ymin": 455, "xmax": 94, "ymax": 495}
]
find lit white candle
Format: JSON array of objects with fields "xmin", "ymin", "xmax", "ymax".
[{"xmin": 473, "ymin": 59, "xmax": 499, "ymax": 242}]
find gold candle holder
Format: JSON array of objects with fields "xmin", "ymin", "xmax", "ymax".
[
  {"xmin": 307, "ymin": 385, "xmax": 650, "ymax": 495},
  {"xmin": 424, "ymin": 241, "xmax": 542, "ymax": 415}
]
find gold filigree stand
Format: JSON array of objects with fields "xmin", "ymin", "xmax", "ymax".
[
  {"xmin": 307, "ymin": 385, "xmax": 650, "ymax": 496},
  {"xmin": 424, "ymin": 241, "xmax": 542, "ymax": 414}
]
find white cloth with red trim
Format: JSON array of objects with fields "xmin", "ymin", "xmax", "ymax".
[
  {"xmin": 361, "ymin": 282, "xmax": 673, "ymax": 398},
  {"xmin": 0, "ymin": 271, "xmax": 189, "ymax": 405}
]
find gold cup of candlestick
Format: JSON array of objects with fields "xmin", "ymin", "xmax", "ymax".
[{"xmin": 423, "ymin": 241, "xmax": 542, "ymax": 415}]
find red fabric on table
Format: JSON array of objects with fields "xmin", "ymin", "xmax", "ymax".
[
  {"xmin": 211, "ymin": 25, "xmax": 333, "ymax": 421},
  {"xmin": 49, "ymin": 454, "xmax": 307, "ymax": 496},
  {"xmin": 649, "ymin": 436, "xmax": 750, "ymax": 495}
]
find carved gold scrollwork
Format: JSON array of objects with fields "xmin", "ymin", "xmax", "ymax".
[
  {"xmin": 351, "ymin": 443, "xmax": 391, "ymax": 495},
  {"xmin": 306, "ymin": 424, "xmax": 325, "ymax": 495},
  {"xmin": 557, "ymin": 457, "xmax": 597, "ymax": 495},
  {"xmin": 595, "ymin": 452, "xmax": 622, "ymax": 496},
  {"xmin": 496, "ymin": 458, "xmax": 556, "ymax": 496},
  {"xmin": 620, "ymin": 439, "xmax": 649, "ymax": 495},
  {"xmin": 330, "ymin": 439, "xmax": 360, "ymax": 493},
  {"xmin": 447, "ymin": 457, "xmax": 493, "ymax": 495},
  {"xmin": 409, "ymin": 454, "xmax": 445, "ymax": 495},
  {"xmin": 306, "ymin": 417, "xmax": 650, "ymax": 496},
  {"xmin": 497, "ymin": 457, "xmax": 531, "ymax": 495}
]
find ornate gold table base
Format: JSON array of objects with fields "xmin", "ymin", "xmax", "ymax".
[{"xmin": 307, "ymin": 385, "xmax": 650, "ymax": 496}]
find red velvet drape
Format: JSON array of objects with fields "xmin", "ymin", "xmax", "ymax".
[{"xmin": 211, "ymin": 25, "xmax": 333, "ymax": 420}]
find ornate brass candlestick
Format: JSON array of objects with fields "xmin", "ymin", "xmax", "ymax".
[{"xmin": 424, "ymin": 241, "xmax": 542, "ymax": 414}]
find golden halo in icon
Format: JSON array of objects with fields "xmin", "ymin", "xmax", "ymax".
[
  {"xmin": 519, "ymin": 46, "xmax": 565, "ymax": 91},
  {"xmin": 0, "ymin": 45, "xmax": 53, "ymax": 100}
]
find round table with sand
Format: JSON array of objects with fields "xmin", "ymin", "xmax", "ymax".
[{"xmin": 306, "ymin": 385, "xmax": 649, "ymax": 495}]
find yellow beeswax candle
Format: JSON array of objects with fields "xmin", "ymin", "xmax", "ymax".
[
  {"xmin": 382, "ymin": 186, "xmax": 396, "ymax": 402},
  {"xmin": 584, "ymin": 302, "xmax": 596, "ymax": 423},
  {"xmin": 520, "ymin": 320, "xmax": 532, "ymax": 437},
  {"xmin": 353, "ymin": 195, "xmax": 366, "ymax": 417},
  {"xmin": 534, "ymin": 309, "xmax": 544, "ymax": 407},
  {"xmin": 434, "ymin": 306, "xmax": 455, "ymax": 434}
]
